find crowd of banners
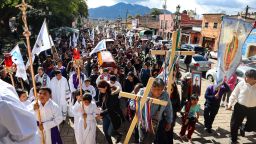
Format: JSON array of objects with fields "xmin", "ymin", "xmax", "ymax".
[
  {"xmin": 242, "ymin": 28, "xmax": 256, "ymax": 58},
  {"xmin": 216, "ymin": 16, "xmax": 253, "ymax": 85},
  {"xmin": 10, "ymin": 45, "xmax": 28, "ymax": 81},
  {"xmin": 26, "ymin": 19, "xmax": 52, "ymax": 68}
]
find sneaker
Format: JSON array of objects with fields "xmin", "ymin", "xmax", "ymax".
[
  {"xmin": 220, "ymin": 102, "xmax": 225, "ymax": 107},
  {"xmin": 205, "ymin": 128, "xmax": 212, "ymax": 133}
]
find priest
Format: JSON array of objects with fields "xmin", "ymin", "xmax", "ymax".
[
  {"xmin": 0, "ymin": 79, "xmax": 39, "ymax": 144},
  {"xmin": 50, "ymin": 70, "xmax": 71, "ymax": 120},
  {"xmin": 35, "ymin": 67, "xmax": 51, "ymax": 87}
]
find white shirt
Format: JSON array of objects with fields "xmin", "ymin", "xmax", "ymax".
[
  {"xmin": 109, "ymin": 81, "xmax": 122, "ymax": 91},
  {"xmin": 0, "ymin": 79, "xmax": 39, "ymax": 144},
  {"xmin": 82, "ymin": 84, "xmax": 96, "ymax": 100},
  {"xmin": 228, "ymin": 80, "xmax": 256, "ymax": 108}
]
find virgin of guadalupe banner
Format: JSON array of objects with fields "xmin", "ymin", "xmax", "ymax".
[{"xmin": 216, "ymin": 16, "xmax": 253, "ymax": 85}]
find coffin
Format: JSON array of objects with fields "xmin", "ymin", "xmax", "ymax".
[{"xmin": 97, "ymin": 51, "xmax": 117, "ymax": 68}]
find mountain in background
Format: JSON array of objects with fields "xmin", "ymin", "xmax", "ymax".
[{"xmin": 89, "ymin": 2, "xmax": 171, "ymax": 20}]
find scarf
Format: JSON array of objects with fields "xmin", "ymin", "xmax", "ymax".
[{"xmin": 72, "ymin": 73, "xmax": 84, "ymax": 89}]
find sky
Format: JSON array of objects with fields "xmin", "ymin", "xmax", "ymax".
[{"xmin": 87, "ymin": 0, "xmax": 256, "ymax": 15}]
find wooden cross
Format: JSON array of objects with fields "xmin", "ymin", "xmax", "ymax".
[
  {"xmin": 151, "ymin": 31, "xmax": 195, "ymax": 95},
  {"xmin": 119, "ymin": 77, "xmax": 168, "ymax": 144}
]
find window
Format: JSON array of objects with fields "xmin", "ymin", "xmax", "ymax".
[
  {"xmin": 213, "ymin": 23, "xmax": 218, "ymax": 29},
  {"xmin": 204, "ymin": 22, "xmax": 208, "ymax": 28},
  {"xmin": 193, "ymin": 56, "xmax": 207, "ymax": 61}
]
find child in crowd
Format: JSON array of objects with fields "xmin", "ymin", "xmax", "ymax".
[
  {"xmin": 72, "ymin": 90, "xmax": 84, "ymax": 144},
  {"xmin": 179, "ymin": 94, "xmax": 200, "ymax": 143},
  {"xmin": 16, "ymin": 89, "xmax": 31, "ymax": 107},
  {"xmin": 82, "ymin": 78, "xmax": 96, "ymax": 101},
  {"xmin": 74, "ymin": 93, "xmax": 100, "ymax": 144}
]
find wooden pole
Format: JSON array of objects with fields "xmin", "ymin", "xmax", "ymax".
[
  {"xmin": 16, "ymin": 1, "xmax": 45, "ymax": 144},
  {"xmin": 9, "ymin": 72, "xmax": 15, "ymax": 87},
  {"xmin": 19, "ymin": 78, "xmax": 24, "ymax": 90},
  {"xmin": 166, "ymin": 31, "xmax": 178, "ymax": 95}
]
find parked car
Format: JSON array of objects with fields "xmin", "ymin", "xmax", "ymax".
[
  {"xmin": 179, "ymin": 54, "xmax": 212, "ymax": 73},
  {"xmin": 248, "ymin": 55, "xmax": 256, "ymax": 61},
  {"xmin": 181, "ymin": 44, "xmax": 206, "ymax": 56},
  {"xmin": 158, "ymin": 40, "xmax": 172, "ymax": 49},
  {"xmin": 206, "ymin": 65, "xmax": 256, "ymax": 83},
  {"xmin": 209, "ymin": 51, "xmax": 218, "ymax": 59}
]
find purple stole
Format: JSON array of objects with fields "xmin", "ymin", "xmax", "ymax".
[{"xmin": 72, "ymin": 73, "xmax": 84, "ymax": 89}]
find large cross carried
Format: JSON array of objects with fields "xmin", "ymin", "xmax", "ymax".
[
  {"xmin": 119, "ymin": 77, "xmax": 168, "ymax": 144},
  {"xmin": 151, "ymin": 31, "xmax": 195, "ymax": 95}
]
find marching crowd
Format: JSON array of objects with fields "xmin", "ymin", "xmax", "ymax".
[{"xmin": 1, "ymin": 30, "xmax": 256, "ymax": 144}]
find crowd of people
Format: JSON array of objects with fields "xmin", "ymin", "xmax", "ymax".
[{"xmin": 1, "ymin": 29, "xmax": 256, "ymax": 144}]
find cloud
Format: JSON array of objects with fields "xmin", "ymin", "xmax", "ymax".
[{"xmin": 196, "ymin": 0, "xmax": 242, "ymax": 8}]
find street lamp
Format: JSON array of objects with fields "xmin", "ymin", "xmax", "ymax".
[{"xmin": 175, "ymin": 5, "xmax": 181, "ymax": 30}]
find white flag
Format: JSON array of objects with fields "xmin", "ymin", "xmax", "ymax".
[
  {"xmin": 89, "ymin": 39, "xmax": 106, "ymax": 56},
  {"xmin": 10, "ymin": 45, "xmax": 28, "ymax": 81},
  {"xmin": 26, "ymin": 20, "xmax": 51, "ymax": 68},
  {"xmin": 72, "ymin": 33, "xmax": 78, "ymax": 48},
  {"xmin": 90, "ymin": 28, "xmax": 95, "ymax": 45},
  {"xmin": 49, "ymin": 35, "xmax": 54, "ymax": 47},
  {"xmin": 69, "ymin": 36, "xmax": 72, "ymax": 48},
  {"xmin": 82, "ymin": 37, "xmax": 86, "ymax": 48}
]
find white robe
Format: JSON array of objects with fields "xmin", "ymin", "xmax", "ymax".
[
  {"xmin": 35, "ymin": 73, "xmax": 51, "ymax": 88},
  {"xmin": 50, "ymin": 76, "xmax": 70, "ymax": 120},
  {"xmin": 0, "ymin": 79, "xmax": 39, "ymax": 144},
  {"xmin": 28, "ymin": 99, "xmax": 63, "ymax": 144},
  {"xmin": 73, "ymin": 102, "xmax": 100, "ymax": 144},
  {"xmin": 81, "ymin": 84, "xmax": 96, "ymax": 100},
  {"xmin": 69, "ymin": 73, "xmax": 87, "ymax": 93}
]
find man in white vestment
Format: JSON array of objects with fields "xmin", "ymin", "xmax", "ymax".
[
  {"xmin": 0, "ymin": 79, "xmax": 39, "ymax": 144},
  {"xmin": 29, "ymin": 87, "xmax": 63, "ymax": 144},
  {"xmin": 35, "ymin": 67, "xmax": 51, "ymax": 87},
  {"xmin": 50, "ymin": 70, "xmax": 71, "ymax": 120}
]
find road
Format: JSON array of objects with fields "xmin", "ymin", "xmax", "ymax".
[{"xmin": 60, "ymin": 59, "xmax": 256, "ymax": 144}]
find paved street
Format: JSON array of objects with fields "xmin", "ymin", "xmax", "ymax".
[{"xmin": 60, "ymin": 60, "xmax": 256, "ymax": 144}]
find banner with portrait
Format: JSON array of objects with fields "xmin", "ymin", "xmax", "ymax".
[{"xmin": 216, "ymin": 17, "xmax": 253, "ymax": 85}]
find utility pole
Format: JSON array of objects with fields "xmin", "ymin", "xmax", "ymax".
[
  {"xmin": 125, "ymin": 9, "xmax": 128, "ymax": 29},
  {"xmin": 245, "ymin": 5, "xmax": 249, "ymax": 19},
  {"xmin": 163, "ymin": 0, "xmax": 167, "ymax": 39}
]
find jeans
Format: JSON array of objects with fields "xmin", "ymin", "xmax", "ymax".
[
  {"xmin": 103, "ymin": 114, "xmax": 114, "ymax": 144},
  {"xmin": 204, "ymin": 103, "xmax": 220, "ymax": 129}
]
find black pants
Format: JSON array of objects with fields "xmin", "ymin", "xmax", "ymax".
[
  {"xmin": 204, "ymin": 103, "xmax": 220, "ymax": 129},
  {"xmin": 230, "ymin": 103, "xmax": 256, "ymax": 142}
]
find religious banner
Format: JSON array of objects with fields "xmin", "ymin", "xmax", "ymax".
[
  {"xmin": 216, "ymin": 16, "xmax": 253, "ymax": 85},
  {"xmin": 242, "ymin": 28, "xmax": 256, "ymax": 58}
]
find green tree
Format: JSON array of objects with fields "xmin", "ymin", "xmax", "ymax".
[
  {"xmin": 0, "ymin": 0, "xmax": 88, "ymax": 51},
  {"xmin": 135, "ymin": 14, "xmax": 141, "ymax": 19},
  {"xmin": 127, "ymin": 14, "xmax": 133, "ymax": 19},
  {"xmin": 150, "ymin": 8, "xmax": 163, "ymax": 16}
]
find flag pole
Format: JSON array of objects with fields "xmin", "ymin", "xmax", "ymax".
[{"xmin": 16, "ymin": 1, "xmax": 45, "ymax": 144}]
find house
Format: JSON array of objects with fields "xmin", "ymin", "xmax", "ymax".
[
  {"xmin": 158, "ymin": 12, "xmax": 202, "ymax": 44},
  {"xmin": 200, "ymin": 13, "xmax": 225, "ymax": 51}
]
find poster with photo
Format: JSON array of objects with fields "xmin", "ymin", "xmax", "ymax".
[{"xmin": 192, "ymin": 72, "xmax": 202, "ymax": 96}]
